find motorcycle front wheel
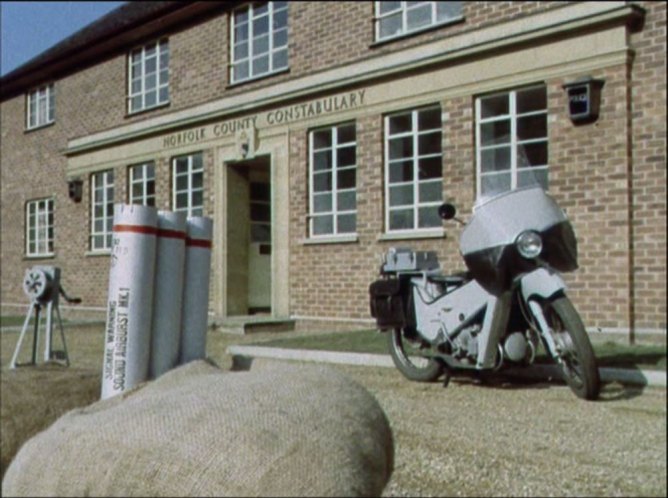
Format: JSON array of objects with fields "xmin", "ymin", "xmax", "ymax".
[
  {"xmin": 388, "ymin": 327, "xmax": 444, "ymax": 382},
  {"xmin": 541, "ymin": 297, "xmax": 600, "ymax": 400}
]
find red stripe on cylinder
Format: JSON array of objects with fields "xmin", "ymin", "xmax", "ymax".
[
  {"xmin": 113, "ymin": 224, "xmax": 158, "ymax": 235},
  {"xmin": 157, "ymin": 228, "xmax": 187, "ymax": 240},
  {"xmin": 186, "ymin": 238, "xmax": 212, "ymax": 248}
]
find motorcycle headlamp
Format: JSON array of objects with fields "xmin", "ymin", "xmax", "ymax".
[{"xmin": 516, "ymin": 230, "xmax": 543, "ymax": 259}]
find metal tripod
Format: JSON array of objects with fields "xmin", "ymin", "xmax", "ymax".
[{"xmin": 10, "ymin": 290, "xmax": 72, "ymax": 369}]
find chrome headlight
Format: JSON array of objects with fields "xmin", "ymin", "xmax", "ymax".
[{"xmin": 516, "ymin": 230, "xmax": 543, "ymax": 259}]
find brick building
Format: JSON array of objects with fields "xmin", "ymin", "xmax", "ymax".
[{"xmin": 1, "ymin": 1, "xmax": 665, "ymax": 338}]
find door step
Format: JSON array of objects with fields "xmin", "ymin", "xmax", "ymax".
[{"xmin": 218, "ymin": 316, "xmax": 296, "ymax": 335}]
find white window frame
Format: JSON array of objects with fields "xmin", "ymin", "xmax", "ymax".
[
  {"xmin": 384, "ymin": 106, "xmax": 443, "ymax": 233},
  {"xmin": 172, "ymin": 153, "xmax": 204, "ymax": 217},
  {"xmin": 308, "ymin": 123, "xmax": 357, "ymax": 238},
  {"xmin": 128, "ymin": 162, "xmax": 156, "ymax": 206},
  {"xmin": 26, "ymin": 84, "xmax": 55, "ymax": 129},
  {"xmin": 128, "ymin": 39, "xmax": 170, "ymax": 114},
  {"xmin": 26, "ymin": 198, "xmax": 54, "ymax": 257},
  {"xmin": 475, "ymin": 85, "xmax": 548, "ymax": 198},
  {"xmin": 230, "ymin": 1, "xmax": 289, "ymax": 84},
  {"xmin": 374, "ymin": 1, "xmax": 463, "ymax": 42},
  {"xmin": 90, "ymin": 170, "xmax": 115, "ymax": 252}
]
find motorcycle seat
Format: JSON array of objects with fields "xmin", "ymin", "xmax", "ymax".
[{"xmin": 427, "ymin": 272, "xmax": 471, "ymax": 285}]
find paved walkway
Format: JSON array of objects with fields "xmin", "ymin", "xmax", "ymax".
[{"xmin": 227, "ymin": 345, "xmax": 667, "ymax": 388}]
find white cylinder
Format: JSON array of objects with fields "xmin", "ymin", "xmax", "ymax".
[
  {"xmin": 101, "ymin": 204, "xmax": 158, "ymax": 400},
  {"xmin": 149, "ymin": 211, "xmax": 187, "ymax": 379},
  {"xmin": 179, "ymin": 216, "xmax": 213, "ymax": 364}
]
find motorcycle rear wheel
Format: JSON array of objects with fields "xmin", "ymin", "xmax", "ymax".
[
  {"xmin": 542, "ymin": 297, "xmax": 600, "ymax": 400},
  {"xmin": 388, "ymin": 327, "xmax": 444, "ymax": 382}
]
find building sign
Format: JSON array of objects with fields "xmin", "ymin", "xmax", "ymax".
[{"xmin": 161, "ymin": 90, "xmax": 366, "ymax": 150}]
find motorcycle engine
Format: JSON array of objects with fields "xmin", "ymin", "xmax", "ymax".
[{"xmin": 450, "ymin": 324, "xmax": 480, "ymax": 360}]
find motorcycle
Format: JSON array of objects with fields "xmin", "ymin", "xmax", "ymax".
[{"xmin": 369, "ymin": 179, "xmax": 600, "ymax": 400}]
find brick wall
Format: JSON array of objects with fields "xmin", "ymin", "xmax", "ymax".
[
  {"xmin": 629, "ymin": 1, "xmax": 667, "ymax": 332},
  {"xmin": 1, "ymin": 1, "xmax": 665, "ymax": 334}
]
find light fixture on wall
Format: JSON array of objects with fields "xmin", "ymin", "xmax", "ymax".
[
  {"xmin": 562, "ymin": 76, "xmax": 605, "ymax": 124},
  {"xmin": 67, "ymin": 178, "xmax": 83, "ymax": 203}
]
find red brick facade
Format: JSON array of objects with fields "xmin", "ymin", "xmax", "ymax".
[{"xmin": 1, "ymin": 2, "xmax": 665, "ymax": 336}]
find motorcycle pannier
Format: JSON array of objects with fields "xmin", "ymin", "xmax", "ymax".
[{"xmin": 369, "ymin": 278, "xmax": 406, "ymax": 329}]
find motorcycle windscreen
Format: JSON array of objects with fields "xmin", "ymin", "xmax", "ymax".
[{"xmin": 460, "ymin": 187, "xmax": 578, "ymax": 295}]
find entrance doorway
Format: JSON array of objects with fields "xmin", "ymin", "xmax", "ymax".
[{"xmin": 226, "ymin": 156, "xmax": 271, "ymax": 316}]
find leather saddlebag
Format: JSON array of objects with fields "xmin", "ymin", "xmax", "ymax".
[{"xmin": 369, "ymin": 278, "xmax": 406, "ymax": 329}]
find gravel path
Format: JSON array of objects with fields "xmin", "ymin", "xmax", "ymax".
[{"xmin": 326, "ymin": 364, "xmax": 667, "ymax": 497}]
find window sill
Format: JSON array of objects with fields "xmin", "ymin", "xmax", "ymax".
[
  {"xmin": 377, "ymin": 228, "xmax": 445, "ymax": 241},
  {"xmin": 24, "ymin": 121, "xmax": 55, "ymax": 134},
  {"xmin": 85, "ymin": 250, "xmax": 111, "ymax": 257},
  {"xmin": 300, "ymin": 234, "xmax": 359, "ymax": 245},
  {"xmin": 227, "ymin": 67, "xmax": 290, "ymax": 89},
  {"xmin": 370, "ymin": 16, "xmax": 465, "ymax": 48},
  {"xmin": 126, "ymin": 101, "xmax": 170, "ymax": 119},
  {"xmin": 23, "ymin": 253, "xmax": 56, "ymax": 260}
]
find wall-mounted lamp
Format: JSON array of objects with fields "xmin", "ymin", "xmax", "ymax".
[
  {"xmin": 67, "ymin": 178, "xmax": 83, "ymax": 203},
  {"xmin": 562, "ymin": 76, "xmax": 605, "ymax": 124}
]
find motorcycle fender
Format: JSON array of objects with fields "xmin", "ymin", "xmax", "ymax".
[{"xmin": 520, "ymin": 268, "xmax": 566, "ymax": 302}]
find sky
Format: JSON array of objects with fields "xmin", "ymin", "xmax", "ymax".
[{"xmin": 0, "ymin": 1, "xmax": 126, "ymax": 76}]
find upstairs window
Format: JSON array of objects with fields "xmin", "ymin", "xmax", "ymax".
[
  {"xmin": 309, "ymin": 123, "xmax": 357, "ymax": 237},
  {"xmin": 27, "ymin": 84, "xmax": 54, "ymax": 129},
  {"xmin": 231, "ymin": 1, "xmax": 288, "ymax": 83},
  {"xmin": 385, "ymin": 106, "xmax": 443, "ymax": 232},
  {"xmin": 475, "ymin": 85, "xmax": 548, "ymax": 198},
  {"xmin": 26, "ymin": 198, "xmax": 54, "ymax": 257},
  {"xmin": 128, "ymin": 39, "xmax": 170, "ymax": 114},
  {"xmin": 172, "ymin": 153, "xmax": 204, "ymax": 217},
  {"xmin": 375, "ymin": 1, "xmax": 462, "ymax": 42},
  {"xmin": 128, "ymin": 162, "xmax": 155, "ymax": 206}
]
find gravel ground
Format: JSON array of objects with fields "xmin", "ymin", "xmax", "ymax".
[
  {"xmin": 3, "ymin": 325, "xmax": 666, "ymax": 496},
  {"xmin": 327, "ymin": 364, "xmax": 667, "ymax": 497}
]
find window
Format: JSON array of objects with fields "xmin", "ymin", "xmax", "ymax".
[
  {"xmin": 250, "ymin": 182, "xmax": 271, "ymax": 243},
  {"xmin": 476, "ymin": 85, "xmax": 548, "ymax": 198},
  {"xmin": 172, "ymin": 153, "xmax": 204, "ymax": 217},
  {"xmin": 231, "ymin": 1, "xmax": 288, "ymax": 83},
  {"xmin": 27, "ymin": 84, "xmax": 55, "ymax": 129},
  {"xmin": 385, "ymin": 106, "xmax": 443, "ymax": 232},
  {"xmin": 26, "ymin": 199, "xmax": 54, "ymax": 256},
  {"xmin": 128, "ymin": 39, "xmax": 169, "ymax": 113},
  {"xmin": 128, "ymin": 162, "xmax": 156, "ymax": 206},
  {"xmin": 309, "ymin": 123, "xmax": 357, "ymax": 237},
  {"xmin": 91, "ymin": 170, "xmax": 115, "ymax": 251},
  {"xmin": 375, "ymin": 1, "xmax": 462, "ymax": 42}
]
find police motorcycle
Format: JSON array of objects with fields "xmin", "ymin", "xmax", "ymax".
[{"xmin": 369, "ymin": 171, "xmax": 600, "ymax": 400}]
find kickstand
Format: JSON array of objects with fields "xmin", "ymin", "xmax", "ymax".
[{"xmin": 442, "ymin": 368, "xmax": 452, "ymax": 388}]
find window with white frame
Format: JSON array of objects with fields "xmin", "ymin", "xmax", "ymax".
[
  {"xmin": 26, "ymin": 199, "xmax": 54, "ymax": 256},
  {"xmin": 128, "ymin": 39, "xmax": 169, "ymax": 113},
  {"xmin": 385, "ymin": 106, "xmax": 443, "ymax": 232},
  {"xmin": 309, "ymin": 123, "xmax": 357, "ymax": 237},
  {"xmin": 172, "ymin": 153, "xmax": 204, "ymax": 217},
  {"xmin": 375, "ymin": 1, "xmax": 462, "ymax": 42},
  {"xmin": 231, "ymin": 1, "xmax": 288, "ymax": 83},
  {"xmin": 128, "ymin": 162, "xmax": 156, "ymax": 206},
  {"xmin": 476, "ymin": 85, "xmax": 548, "ymax": 198},
  {"xmin": 91, "ymin": 170, "xmax": 115, "ymax": 251},
  {"xmin": 27, "ymin": 84, "xmax": 55, "ymax": 129}
]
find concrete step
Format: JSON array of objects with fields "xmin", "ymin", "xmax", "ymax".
[{"xmin": 218, "ymin": 316, "xmax": 296, "ymax": 335}]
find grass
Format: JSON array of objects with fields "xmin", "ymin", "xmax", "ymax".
[
  {"xmin": 253, "ymin": 329, "xmax": 667, "ymax": 371},
  {"xmin": 0, "ymin": 315, "xmax": 71, "ymax": 328}
]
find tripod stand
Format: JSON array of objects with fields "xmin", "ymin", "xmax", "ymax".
[{"xmin": 10, "ymin": 266, "xmax": 80, "ymax": 369}]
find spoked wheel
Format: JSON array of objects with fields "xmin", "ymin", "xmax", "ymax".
[
  {"xmin": 388, "ymin": 327, "xmax": 444, "ymax": 382},
  {"xmin": 541, "ymin": 297, "xmax": 600, "ymax": 400}
]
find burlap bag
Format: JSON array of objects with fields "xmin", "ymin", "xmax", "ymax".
[{"xmin": 2, "ymin": 359, "xmax": 393, "ymax": 497}]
